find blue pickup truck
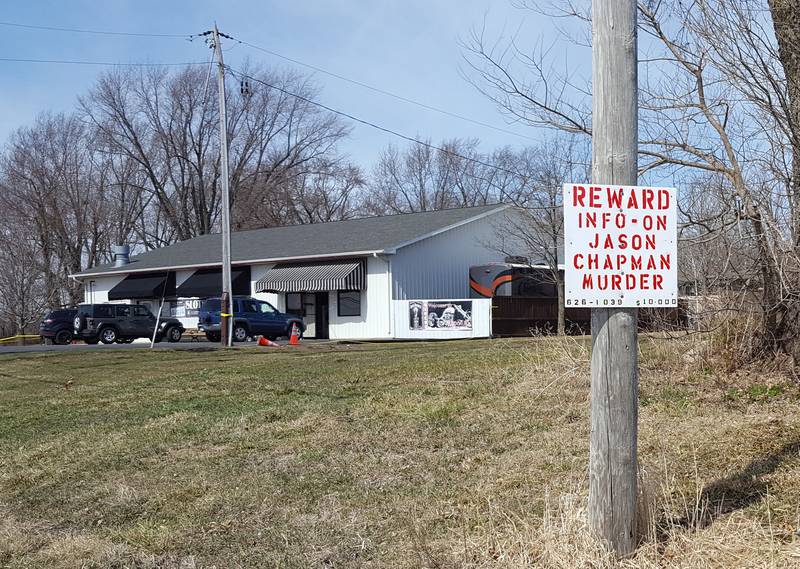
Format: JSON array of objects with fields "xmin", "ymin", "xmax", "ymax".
[{"xmin": 198, "ymin": 296, "xmax": 305, "ymax": 343}]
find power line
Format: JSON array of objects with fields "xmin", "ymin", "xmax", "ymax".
[
  {"xmin": 225, "ymin": 65, "xmax": 558, "ymax": 208},
  {"xmin": 0, "ymin": 20, "xmax": 190, "ymax": 38},
  {"xmin": 0, "ymin": 20, "xmax": 539, "ymax": 142},
  {"xmin": 234, "ymin": 37, "xmax": 540, "ymax": 143},
  {"xmin": 0, "ymin": 57, "xmax": 208, "ymax": 66}
]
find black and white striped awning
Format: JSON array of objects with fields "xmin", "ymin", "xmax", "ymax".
[{"xmin": 255, "ymin": 259, "xmax": 365, "ymax": 293}]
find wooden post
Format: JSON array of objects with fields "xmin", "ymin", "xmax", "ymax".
[
  {"xmin": 213, "ymin": 25, "xmax": 234, "ymax": 347},
  {"xmin": 589, "ymin": 0, "xmax": 639, "ymax": 556}
]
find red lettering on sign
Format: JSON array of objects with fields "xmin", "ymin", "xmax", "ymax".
[
  {"xmin": 573, "ymin": 185, "xmax": 586, "ymax": 206},
  {"xmin": 607, "ymin": 187, "xmax": 623, "ymax": 208},
  {"xmin": 582, "ymin": 274, "xmax": 593, "ymax": 289},
  {"xmin": 660, "ymin": 254, "xmax": 670, "ymax": 270},
  {"xmin": 653, "ymin": 274, "xmax": 663, "ymax": 289},
  {"xmin": 658, "ymin": 189, "xmax": 670, "ymax": 209},
  {"xmin": 590, "ymin": 186, "xmax": 602, "ymax": 208},
  {"xmin": 643, "ymin": 188, "xmax": 654, "ymax": 209},
  {"xmin": 573, "ymin": 254, "xmax": 583, "ymax": 269}
]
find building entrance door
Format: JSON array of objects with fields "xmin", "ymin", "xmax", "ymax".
[{"xmin": 314, "ymin": 292, "xmax": 330, "ymax": 339}]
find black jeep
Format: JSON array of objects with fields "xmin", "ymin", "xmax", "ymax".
[
  {"xmin": 73, "ymin": 304, "xmax": 185, "ymax": 345},
  {"xmin": 40, "ymin": 308, "xmax": 78, "ymax": 345}
]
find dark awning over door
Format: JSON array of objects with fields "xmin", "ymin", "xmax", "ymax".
[
  {"xmin": 255, "ymin": 260, "xmax": 365, "ymax": 293},
  {"xmin": 108, "ymin": 272, "xmax": 176, "ymax": 300},
  {"xmin": 175, "ymin": 267, "xmax": 251, "ymax": 298}
]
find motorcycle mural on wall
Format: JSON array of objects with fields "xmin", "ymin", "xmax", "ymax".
[{"xmin": 408, "ymin": 300, "xmax": 473, "ymax": 331}]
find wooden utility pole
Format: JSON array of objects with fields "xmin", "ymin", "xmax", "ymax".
[
  {"xmin": 589, "ymin": 0, "xmax": 639, "ymax": 556},
  {"xmin": 212, "ymin": 24, "xmax": 234, "ymax": 347}
]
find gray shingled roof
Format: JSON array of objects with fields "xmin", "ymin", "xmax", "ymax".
[{"xmin": 74, "ymin": 204, "xmax": 508, "ymax": 278}]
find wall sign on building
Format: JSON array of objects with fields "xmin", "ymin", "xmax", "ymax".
[
  {"xmin": 407, "ymin": 300, "xmax": 473, "ymax": 330},
  {"xmin": 563, "ymin": 184, "xmax": 678, "ymax": 308}
]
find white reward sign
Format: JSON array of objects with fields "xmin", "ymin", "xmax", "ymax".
[{"xmin": 563, "ymin": 183, "xmax": 678, "ymax": 308}]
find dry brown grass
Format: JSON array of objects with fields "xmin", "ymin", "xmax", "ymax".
[{"xmin": 1, "ymin": 337, "xmax": 799, "ymax": 567}]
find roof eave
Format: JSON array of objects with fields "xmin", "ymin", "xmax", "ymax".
[{"xmin": 70, "ymin": 249, "xmax": 389, "ymax": 280}]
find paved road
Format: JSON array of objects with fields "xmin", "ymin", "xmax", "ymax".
[{"xmin": 0, "ymin": 339, "xmax": 324, "ymax": 355}]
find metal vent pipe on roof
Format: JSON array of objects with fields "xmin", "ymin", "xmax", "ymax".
[{"xmin": 113, "ymin": 244, "xmax": 130, "ymax": 267}]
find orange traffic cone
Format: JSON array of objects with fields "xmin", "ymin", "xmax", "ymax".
[
  {"xmin": 258, "ymin": 336, "xmax": 280, "ymax": 347},
  {"xmin": 289, "ymin": 322, "xmax": 300, "ymax": 346}
]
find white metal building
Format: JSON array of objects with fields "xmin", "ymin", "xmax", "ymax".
[{"xmin": 72, "ymin": 205, "xmax": 513, "ymax": 340}]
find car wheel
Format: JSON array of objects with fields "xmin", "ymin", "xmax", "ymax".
[
  {"xmin": 205, "ymin": 331, "xmax": 221, "ymax": 342},
  {"xmin": 167, "ymin": 326, "xmax": 183, "ymax": 343},
  {"xmin": 85, "ymin": 338, "xmax": 99, "ymax": 345},
  {"xmin": 99, "ymin": 327, "xmax": 118, "ymax": 344},
  {"xmin": 233, "ymin": 325, "xmax": 248, "ymax": 343},
  {"xmin": 54, "ymin": 329, "xmax": 72, "ymax": 345}
]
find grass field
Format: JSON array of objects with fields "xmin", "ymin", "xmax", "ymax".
[{"xmin": 1, "ymin": 337, "xmax": 799, "ymax": 568}]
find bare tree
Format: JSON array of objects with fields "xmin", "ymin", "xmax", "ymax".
[
  {"xmin": 233, "ymin": 157, "xmax": 365, "ymax": 228},
  {"xmin": 0, "ymin": 113, "xmax": 111, "ymax": 306},
  {"xmin": 493, "ymin": 135, "xmax": 590, "ymax": 334},
  {"xmin": 80, "ymin": 64, "xmax": 353, "ymax": 242},
  {"xmin": 367, "ymin": 138, "xmax": 506, "ymax": 214},
  {"xmin": 0, "ymin": 221, "xmax": 50, "ymax": 335},
  {"xmin": 464, "ymin": 0, "xmax": 800, "ymax": 361}
]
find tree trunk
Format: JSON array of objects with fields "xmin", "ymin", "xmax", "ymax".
[
  {"xmin": 769, "ymin": 0, "xmax": 800, "ymax": 245},
  {"xmin": 768, "ymin": 0, "xmax": 800, "ymax": 365}
]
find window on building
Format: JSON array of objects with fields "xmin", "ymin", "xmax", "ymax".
[
  {"xmin": 337, "ymin": 290, "xmax": 361, "ymax": 317},
  {"xmin": 286, "ymin": 293, "xmax": 303, "ymax": 316}
]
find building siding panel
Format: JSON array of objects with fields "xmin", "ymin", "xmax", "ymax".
[
  {"xmin": 391, "ymin": 213, "xmax": 508, "ymax": 300},
  {"xmin": 328, "ymin": 255, "xmax": 392, "ymax": 339}
]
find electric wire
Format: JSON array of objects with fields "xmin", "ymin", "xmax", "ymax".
[
  {"xmin": 225, "ymin": 64, "xmax": 564, "ymax": 210},
  {"xmin": 0, "ymin": 19, "xmax": 538, "ymax": 143},
  {"xmin": 234, "ymin": 38, "xmax": 539, "ymax": 143},
  {"xmin": 0, "ymin": 21, "xmax": 559, "ymax": 209},
  {"xmin": 0, "ymin": 57, "xmax": 209, "ymax": 66},
  {"xmin": 0, "ymin": 20, "xmax": 190, "ymax": 38}
]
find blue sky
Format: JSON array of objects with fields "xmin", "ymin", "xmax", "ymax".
[{"xmin": 0, "ymin": 0, "xmax": 586, "ymax": 170}]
